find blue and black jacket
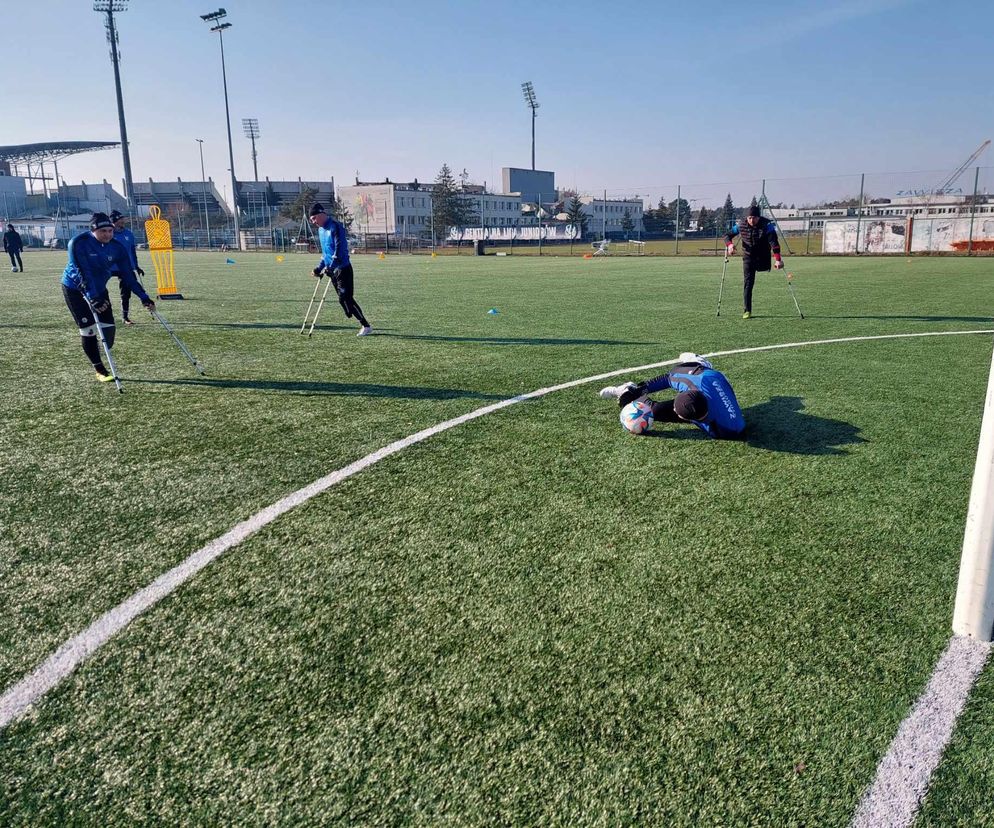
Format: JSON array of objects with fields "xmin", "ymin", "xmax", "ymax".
[
  {"xmin": 111, "ymin": 226, "xmax": 139, "ymax": 272},
  {"xmin": 315, "ymin": 216, "xmax": 351, "ymax": 272},
  {"xmin": 644, "ymin": 367, "xmax": 745, "ymax": 439},
  {"xmin": 724, "ymin": 217, "xmax": 781, "ymax": 270},
  {"xmin": 61, "ymin": 231, "xmax": 150, "ymax": 304}
]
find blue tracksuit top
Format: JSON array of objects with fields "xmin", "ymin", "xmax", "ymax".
[
  {"xmin": 315, "ymin": 216, "xmax": 351, "ymax": 271},
  {"xmin": 645, "ymin": 368, "xmax": 745, "ymax": 439},
  {"xmin": 61, "ymin": 231, "xmax": 150, "ymax": 303},
  {"xmin": 111, "ymin": 226, "xmax": 139, "ymax": 271}
]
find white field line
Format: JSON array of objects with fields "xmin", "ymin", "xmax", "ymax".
[
  {"xmin": 1, "ymin": 328, "xmax": 992, "ymax": 740},
  {"xmin": 850, "ymin": 636, "xmax": 992, "ymax": 828}
]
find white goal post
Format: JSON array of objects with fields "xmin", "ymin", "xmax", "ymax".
[{"xmin": 953, "ymin": 338, "xmax": 994, "ymax": 641}]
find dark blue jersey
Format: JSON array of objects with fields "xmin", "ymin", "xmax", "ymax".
[
  {"xmin": 111, "ymin": 226, "xmax": 139, "ymax": 271},
  {"xmin": 316, "ymin": 216, "xmax": 351, "ymax": 271},
  {"xmin": 645, "ymin": 368, "xmax": 745, "ymax": 439},
  {"xmin": 61, "ymin": 231, "xmax": 149, "ymax": 303}
]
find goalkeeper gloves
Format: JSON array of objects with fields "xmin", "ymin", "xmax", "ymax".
[{"xmin": 618, "ymin": 383, "xmax": 646, "ymax": 408}]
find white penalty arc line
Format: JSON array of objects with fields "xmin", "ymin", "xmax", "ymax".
[{"xmin": 2, "ymin": 328, "xmax": 992, "ymax": 743}]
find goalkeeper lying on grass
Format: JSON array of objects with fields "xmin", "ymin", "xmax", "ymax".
[{"xmin": 600, "ymin": 353, "xmax": 746, "ymax": 439}]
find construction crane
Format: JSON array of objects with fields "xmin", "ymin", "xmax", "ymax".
[{"xmin": 935, "ymin": 139, "xmax": 990, "ymax": 194}]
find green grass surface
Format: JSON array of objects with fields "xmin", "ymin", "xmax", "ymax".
[{"xmin": 1, "ymin": 250, "xmax": 993, "ymax": 825}]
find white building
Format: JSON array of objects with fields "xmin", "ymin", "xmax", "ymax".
[
  {"xmin": 337, "ymin": 179, "xmax": 529, "ymax": 239},
  {"xmin": 580, "ymin": 196, "xmax": 644, "ymax": 237}
]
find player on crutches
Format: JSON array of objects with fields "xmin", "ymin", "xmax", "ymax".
[
  {"xmin": 303, "ymin": 202, "xmax": 373, "ymax": 338},
  {"xmin": 60, "ymin": 212, "xmax": 156, "ymax": 391}
]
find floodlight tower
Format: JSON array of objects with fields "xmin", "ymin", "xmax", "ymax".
[
  {"xmin": 200, "ymin": 8, "xmax": 241, "ymax": 250},
  {"xmin": 521, "ymin": 81, "xmax": 539, "ymax": 170},
  {"xmin": 242, "ymin": 118, "xmax": 260, "ymax": 182},
  {"xmin": 94, "ymin": 0, "xmax": 136, "ymax": 207}
]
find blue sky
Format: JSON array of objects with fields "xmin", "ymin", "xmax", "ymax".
[{"xmin": 4, "ymin": 0, "xmax": 991, "ymax": 207}]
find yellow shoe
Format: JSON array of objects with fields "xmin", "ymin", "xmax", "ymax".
[
  {"xmin": 742, "ymin": 311, "xmax": 752, "ymax": 319},
  {"xmin": 95, "ymin": 371, "xmax": 116, "ymax": 383}
]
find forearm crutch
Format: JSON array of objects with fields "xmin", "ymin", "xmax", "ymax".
[
  {"xmin": 84, "ymin": 296, "xmax": 123, "ymax": 394},
  {"xmin": 150, "ymin": 309, "xmax": 206, "ymax": 373},
  {"xmin": 299, "ymin": 276, "xmax": 323, "ymax": 334},
  {"xmin": 716, "ymin": 254, "xmax": 729, "ymax": 317},
  {"xmin": 307, "ymin": 276, "xmax": 334, "ymax": 338}
]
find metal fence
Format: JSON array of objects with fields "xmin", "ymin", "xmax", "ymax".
[{"xmin": 5, "ymin": 165, "xmax": 992, "ymax": 256}]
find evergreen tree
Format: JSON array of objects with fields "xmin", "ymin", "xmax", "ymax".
[
  {"xmin": 667, "ymin": 198, "xmax": 692, "ymax": 230},
  {"xmin": 431, "ymin": 163, "xmax": 476, "ymax": 243},
  {"xmin": 721, "ymin": 193, "xmax": 736, "ymax": 233},
  {"xmin": 697, "ymin": 206, "xmax": 714, "ymax": 234},
  {"xmin": 564, "ymin": 195, "xmax": 589, "ymax": 253},
  {"xmin": 621, "ymin": 207, "xmax": 635, "ymax": 238},
  {"xmin": 278, "ymin": 186, "xmax": 319, "ymax": 223}
]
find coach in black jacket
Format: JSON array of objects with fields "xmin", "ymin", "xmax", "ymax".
[{"xmin": 724, "ymin": 204, "xmax": 783, "ymax": 319}]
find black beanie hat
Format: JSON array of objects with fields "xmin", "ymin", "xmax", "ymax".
[
  {"xmin": 748, "ymin": 203, "xmax": 761, "ymax": 218},
  {"xmin": 308, "ymin": 202, "xmax": 326, "ymax": 217},
  {"xmin": 674, "ymin": 389, "xmax": 708, "ymax": 421},
  {"xmin": 109, "ymin": 209, "xmax": 124, "ymax": 222},
  {"xmin": 90, "ymin": 212, "xmax": 114, "ymax": 231}
]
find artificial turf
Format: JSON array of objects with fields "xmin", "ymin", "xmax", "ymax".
[{"xmin": 1, "ymin": 250, "xmax": 992, "ymax": 825}]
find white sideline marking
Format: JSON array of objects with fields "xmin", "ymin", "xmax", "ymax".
[
  {"xmin": 1, "ymin": 328, "xmax": 992, "ymax": 735},
  {"xmin": 850, "ymin": 636, "xmax": 992, "ymax": 828}
]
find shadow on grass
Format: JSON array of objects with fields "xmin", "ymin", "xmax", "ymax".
[
  {"xmin": 806, "ymin": 314, "xmax": 993, "ymax": 323},
  {"xmin": 128, "ymin": 376, "xmax": 505, "ymax": 401},
  {"xmin": 377, "ymin": 332, "xmax": 658, "ymax": 346},
  {"xmin": 743, "ymin": 396, "xmax": 865, "ymax": 455},
  {"xmin": 169, "ymin": 321, "xmax": 374, "ymax": 332},
  {"xmin": 643, "ymin": 396, "xmax": 865, "ymax": 455}
]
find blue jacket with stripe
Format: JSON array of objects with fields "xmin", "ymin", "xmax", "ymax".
[
  {"xmin": 644, "ymin": 368, "xmax": 746, "ymax": 439},
  {"xmin": 61, "ymin": 231, "xmax": 150, "ymax": 303},
  {"xmin": 111, "ymin": 226, "xmax": 139, "ymax": 271},
  {"xmin": 315, "ymin": 216, "xmax": 351, "ymax": 271}
]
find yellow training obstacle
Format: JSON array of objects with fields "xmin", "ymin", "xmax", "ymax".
[{"xmin": 145, "ymin": 205, "xmax": 184, "ymax": 299}]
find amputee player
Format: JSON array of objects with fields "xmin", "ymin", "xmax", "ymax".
[
  {"xmin": 109, "ymin": 209, "xmax": 145, "ymax": 326},
  {"xmin": 724, "ymin": 203, "xmax": 784, "ymax": 320},
  {"xmin": 308, "ymin": 202, "xmax": 372, "ymax": 336},
  {"xmin": 61, "ymin": 212, "xmax": 155, "ymax": 383}
]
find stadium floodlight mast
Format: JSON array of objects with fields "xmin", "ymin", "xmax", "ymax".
[
  {"xmin": 93, "ymin": 0, "xmax": 136, "ymax": 208},
  {"xmin": 241, "ymin": 118, "xmax": 260, "ymax": 182},
  {"xmin": 200, "ymin": 8, "xmax": 241, "ymax": 251},
  {"xmin": 521, "ymin": 81, "xmax": 539, "ymax": 170},
  {"xmin": 195, "ymin": 139, "xmax": 212, "ymax": 249}
]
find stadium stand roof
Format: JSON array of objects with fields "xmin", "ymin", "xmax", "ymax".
[{"xmin": 0, "ymin": 141, "xmax": 120, "ymax": 164}]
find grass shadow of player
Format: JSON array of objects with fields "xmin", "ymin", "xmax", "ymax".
[
  {"xmin": 643, "ymin": 396, "xmax": 865, "ymax": 455},
  {"xmin": 129, "ymin": 377, "xmax": 506, "ymax": 401},
  {"xmin": 169, "ymin": 321, "xmax": 365, "ymax": 332},
  {"xmin": 742, "ymin": 396, "xmax": 865, "ymax": 455},
  {"xmin": 379, "ymin": 333, "xmax": 658, "ymax": 347},
  {"xmin": 806, "ymin": 314, "xmax": 993, "ymax": 324}
]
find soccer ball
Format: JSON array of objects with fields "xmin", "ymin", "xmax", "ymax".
[{"xmin": 620, "ymin": 400, "xmax": 654, "ymax": 434}]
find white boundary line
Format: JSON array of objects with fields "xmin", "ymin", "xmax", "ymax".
[
  {"xmin": 2, "ymin": 330, "xmax": 993, "ymax": 771},
  {"xmin": 850, "ymin": 635, "xmax": 992, "ymax": 828}
]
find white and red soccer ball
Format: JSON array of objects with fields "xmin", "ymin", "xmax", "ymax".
[{"xmin": 620, "ymin": 400, "xmax": 654, "ymax": 434}]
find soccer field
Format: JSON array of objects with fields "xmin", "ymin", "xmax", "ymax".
[{"xmin": 2, "ymin": 251, "xmax": 993, "ymax": 825}]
